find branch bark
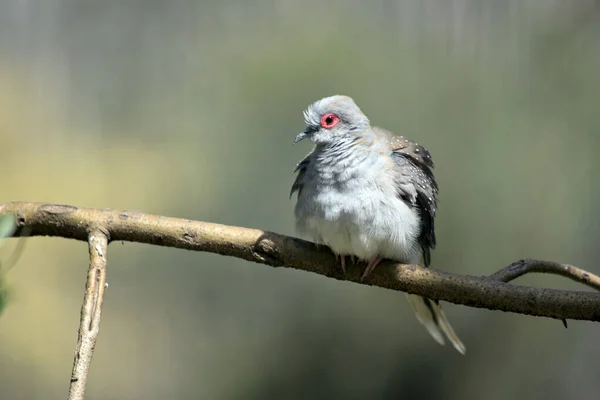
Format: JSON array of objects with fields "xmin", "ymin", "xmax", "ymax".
[
  {"xmin": 67, "ymin": 230, "xmax": 108, "ymax": 400},
  {"xmin": 489, "ymin": 259, "xmax": 600, "ymax": 291},
  {"xmin": 1, "ymin": 201, "xmax": 599, "ymax": 322},
  {"xmin": 2, "ymin": 201, "xmax": 599, "ymax": 399}
]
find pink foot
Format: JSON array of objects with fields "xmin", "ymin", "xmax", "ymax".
[
  {"xmin": 361, "ymin": 256, "xmax": 383, "ymax": 281},
  {"xmin": 335, "ymin": 254, "xmax": 347, "ymax": 274}
]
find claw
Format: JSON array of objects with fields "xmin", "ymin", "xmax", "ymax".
[
  {"xmin": 334, "ymin": 254, "xmax": 347, "ymax": 274},
  {"xmin": 361, "ymin": 256, "xmax": 382, "ymax": 281}
]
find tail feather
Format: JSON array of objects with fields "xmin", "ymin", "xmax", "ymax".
[{"xmin": 405, "ymin": 294, "xmax": 466, "ymax": 355}]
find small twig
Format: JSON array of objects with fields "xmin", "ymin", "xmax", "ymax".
[
  {"xmin": 489, "ymin": 259, "xmax": 600, "ymax": 291},
  {"xmin": 67, "ymin": 230, "xmax": 108, "ymax": 400},
  {"xmin": 488, "ymin": 259, "xmax": 600, "ymax": 329}
]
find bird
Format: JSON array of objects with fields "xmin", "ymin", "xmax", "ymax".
[{"xmin": 290, "ymin": 95, "xmax": 465, "ymax": 354}]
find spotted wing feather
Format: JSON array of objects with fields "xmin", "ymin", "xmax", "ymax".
[{"xmin": 386, "ymin": 132, "xmax": 438, "ymax": 266}]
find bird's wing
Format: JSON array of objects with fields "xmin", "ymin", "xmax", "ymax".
[
  {"xmin": 290, "ymin": 152, "xmax": 312, "ymax": 198},
  {"xmin": 378, "ymin": 128, "xmax": 438, "ymax": 266},
  {"xmin": 380, "ymin": 128, "xmax": 465, "ymax": 354}
]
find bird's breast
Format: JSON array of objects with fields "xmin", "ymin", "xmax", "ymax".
[{"xmin": 294, "ymin": 154, "xmax": 421, "ymax": 261}]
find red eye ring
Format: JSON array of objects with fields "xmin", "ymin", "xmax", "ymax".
[{"xmin": 320, "ymin": 113, "xmax": 340, "ymax": 129}]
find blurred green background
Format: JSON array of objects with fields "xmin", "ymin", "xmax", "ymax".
[{"xmin": 1, "ymin": 1, "xmax": 599, "ymax": 399}]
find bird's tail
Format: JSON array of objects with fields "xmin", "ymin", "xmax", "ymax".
[{"xmin": 405, "ymin": 294, "xmax": 466, "ymax": 355}]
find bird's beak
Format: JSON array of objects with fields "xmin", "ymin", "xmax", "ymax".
[
  {"xmin": 294, "ymin": 126, "xmax": 317, "ymax": 144},
  {"xmin": 294, "ymin": 131, "xmax": 307, "ymax": 144}
]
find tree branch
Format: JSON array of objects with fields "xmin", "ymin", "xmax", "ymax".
[
  {"xmin": 67, "ymin": 230, "xmax": 108, "ymax": 400},
  {"xmin": 1, "ymin": 202, "xmax": 599, "ymax": 324}
]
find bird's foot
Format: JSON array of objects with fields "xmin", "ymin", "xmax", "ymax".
[
  {"xmin": 361, "ymin": 256, "xmax": 383, "ymax": 281},
  {"xmin": 334, "ymin": 254, "xmax": 347, "ymax": 274}
]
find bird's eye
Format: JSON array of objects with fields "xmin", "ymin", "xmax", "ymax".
[{"xmin": 320, "ymin": 113, "xmax": 340, "ymax": 129}]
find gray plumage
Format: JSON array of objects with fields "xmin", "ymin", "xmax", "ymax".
[{"xmin": 291, "ymin": 95, "xmax": 465, "ymax": 354}]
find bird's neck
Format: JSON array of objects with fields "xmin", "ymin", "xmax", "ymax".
[{"xmin": 311, "ymin": 136, "xmax": 384, "ymax": 182}]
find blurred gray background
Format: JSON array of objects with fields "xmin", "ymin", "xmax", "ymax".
[{"xmin": 1, "ymin": 0, "xmax": 599, "ymax": 399}]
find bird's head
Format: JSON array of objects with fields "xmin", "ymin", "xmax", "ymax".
[{"xmin": 294, "ymin": 95, "xmax": 371, "ymax": 145}]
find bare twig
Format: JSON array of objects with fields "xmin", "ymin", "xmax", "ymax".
[
  {"xmin": 1, "ymin": 201, "xmax": 599, "ymax": 399},
  {"xmin": 1, "ymin": 202, "xmax": 598, "ymax": 323},
  {"xmin": 67, "ymin": 229, "xmax": 108, "ymax": 400},
  {"xmin": 489, "ymin": 259, "xmax": 600, "ymax": 291}
]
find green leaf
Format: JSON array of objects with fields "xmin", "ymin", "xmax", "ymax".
[
  {"xmin": 0, "ymin": 278, "xmax": 8, "ymax": 317},
  {"xmin": 0, "ymin": 215, "xmax": 17, "ymax": 315},
  {"xmin": 0, "ymin": 214, "xmax": 16, "ymax": 240}
]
